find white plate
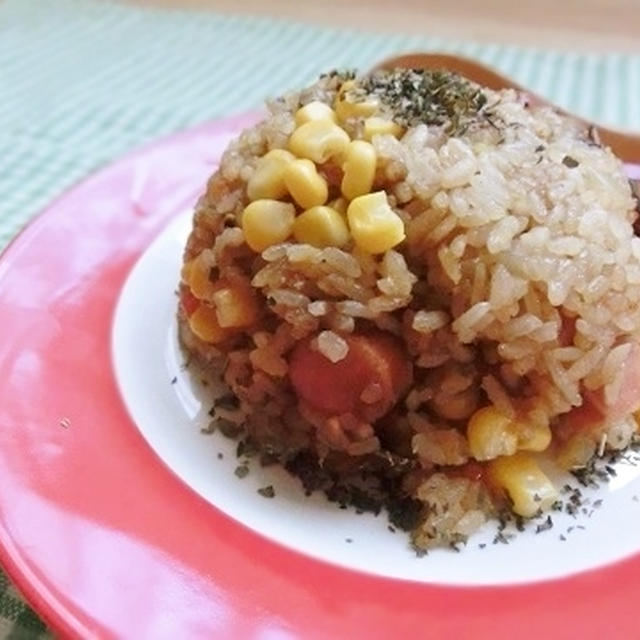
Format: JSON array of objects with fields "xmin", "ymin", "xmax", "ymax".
[{"xmin": 112, "ymin": 212, "xmax": 640, "ymax": 585}]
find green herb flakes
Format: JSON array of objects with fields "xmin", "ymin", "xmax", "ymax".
[
  {"xmin": 350, "ymin": 69, "xmax": 489, "ymax": 134},
  {"xmin": 234, "ymin": 465, "xmax": 249, "ymax": 479},
  {"xmin": 257, "ymin": 485, "xmax": 275, "ymax": 498}
]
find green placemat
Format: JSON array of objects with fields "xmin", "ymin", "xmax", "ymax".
[{"xmin": 1, "ymin": 0, "xmax": 639, "ymax": 636}]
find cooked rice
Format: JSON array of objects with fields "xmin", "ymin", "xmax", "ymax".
[{"xmin": 178, "ymin": 68, "xmax": 640, "ymax": 550}]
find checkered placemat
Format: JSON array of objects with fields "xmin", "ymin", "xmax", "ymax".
[
  {"xmin": 1, "ymin": 0, "xmax": 639, "ymax": 636},
  {"xmin": 0, "ymin": 573, "xmax": 48, "ymax": 639}
]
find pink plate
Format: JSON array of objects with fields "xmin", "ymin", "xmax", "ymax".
[{"xmin": 1, "ymin": 113, "xmax": 640, "ymax": 639}]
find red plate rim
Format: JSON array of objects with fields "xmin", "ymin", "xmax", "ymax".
[{"xmin": 1, "ymin": 113, "xmax": 640, "ymax": 638}]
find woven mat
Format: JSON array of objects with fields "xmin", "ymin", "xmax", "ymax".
[{"xmin": 1, "ymin": 0, "xmax": 639, "ymax": 636}]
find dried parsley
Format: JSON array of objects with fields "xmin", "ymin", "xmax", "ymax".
[
  {"xmin": 200, "ymin": 421, "xmax": 216, "ymax": 435},
  {"xmin": 215, "ymin": 394, "xmax": 240, "ymax": 411},
  {"xmin": 535, "ymin": 515, "xmax": 553, "ymax": 533},
  {"xmin": 562, "ymin": 155, "xmax": 580, "ymax": 168},
  {"xmin": 492, "ymin": 531, "xmax": 512, "ymax": 545},
  {"xmin": 320, "ymin": 68, "xmax": 356, "ymax": 82},
  {"xmin": 349, "ymin": 69, "xmax": 489, "ymax": 134},
  {"xmin": 234, "ymin": 465, "xmax": 249, "ymax": 479},
  {"xmin": 386, "ymin": 496, "xmax": 423, "ymax": 531},
  {"xmin": 257, "ymin": 485, "xmax": 275, "ymax": 498},
  {"xmin": 217, "ymin": 419, "xmax": 242, "ymax": 439}
]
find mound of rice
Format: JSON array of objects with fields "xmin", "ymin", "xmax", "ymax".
[{"xmin": 178, "ymin": 68, "xmax": 640, "ymax": 549}]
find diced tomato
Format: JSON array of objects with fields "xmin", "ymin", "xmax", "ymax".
[
  {"xmin": 180, "ymin": 287, "xmax": 200, "ymax": 317},
  {"xmin": 557, "ymin": 399, "xmax": 604, "ymax": 442},
  {"xmin": 558, "ymin": 315, "xmax": 576, "ymax": 347},
  {"xmin": 449, "ymin": 461, "xmax": 486, "ymax": 483},
  {"xmin": 318, "ymin": 162, "xmax": 344, "ymax": 189},
  {"xmin": 590, "ymin": 342, "xmax": 640, "ymax": 424},
  {"xmin": 288, "ymin": 331, "xmax": 411, "ymax": 422},
  {"xmin": 556, "ymin": 343, "xmax": 640, "ymax": 442}
]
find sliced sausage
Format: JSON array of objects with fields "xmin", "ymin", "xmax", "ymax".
[{"xmin": 289, "ymin": 331, "xmax": 412, "ymax": 423}]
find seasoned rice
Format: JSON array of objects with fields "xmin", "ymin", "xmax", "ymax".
[{"xmin": 178, "ymin": 68, "xmax": 640, "ymax": 550}]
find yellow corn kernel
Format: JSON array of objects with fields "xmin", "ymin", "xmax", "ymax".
[
  {"xmin": 246, "ymin": 149, "xmax": 294, "ymax": 201},
  {"xmin": 346, "ymin": 191, "xmax": 405, "ymax": 254},
  {"xmin": 363, "ymin": 117, "xmax": 403, "ymax": 140},
  {"xmin": 341, "ymin": 140, "xmax": 377, "ymax": 201},
  {"xmin": 180, "ymin": 259, "xmax": 194, "ymax": 283},
  {"xmin": 288, "ymin": 119, "xmax": 350, "ymax": 164},
  {"xmin": 212, "ymin": 286, "xmax": 257, "ymax": 328},
  {"xmin": 293, "ymin": 206, "xmax": 350, "ymax": 248},
  {"xmin": 186, "ymin": 254, "xmax": 217, "ymax": 300},
  {"xmin": 295, "ymin": 101, "xmax": 337, "ymax": 126},
  {"xmin": 188, "ymin": 304, "xmax": 228, "ymax": 343},
  {"xmin": 328, "ymin": 196, "xmax": 348, "ymax": 215},
  {"xmin": 489, "ymin": 452, "xmax": 558, "ymax": 518},
  {"xmin": 467, "ymin": 406, "xmax": 518, "ymax": 461},
  {"xmin": 516, "ymin": 421, "xmax": 552, "ymax": 452},
  {"xmin": 334, "ymin": 80, "xmax": 379, "ymax": 121},
  {"xmin": 241, "ymin": 199, "xmax": 295, "ymax": 253},
  {"xmin": 283, "ymin": 159, "xmax": 328, "ymax": 209}
]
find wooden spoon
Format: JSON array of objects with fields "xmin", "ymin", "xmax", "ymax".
[{"xmin": 374, "ymin": 52, "xmax": 640, "ymax": 164}]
